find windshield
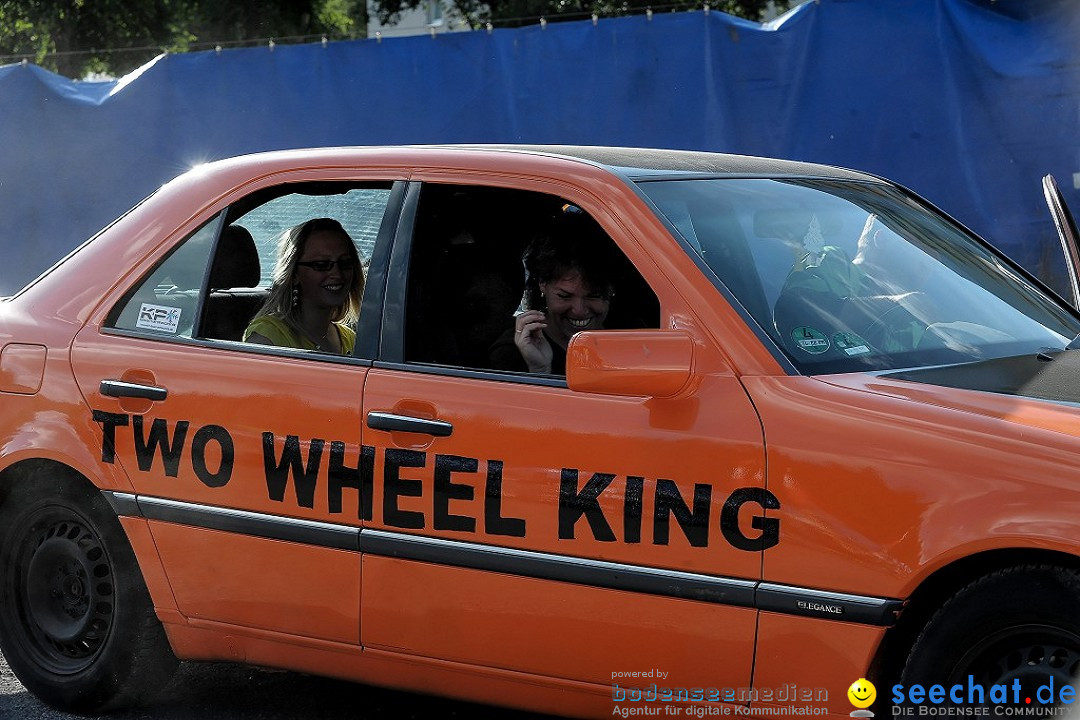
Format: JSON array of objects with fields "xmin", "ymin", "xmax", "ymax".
[{"xmin": 639, "ymin": 178, "xmax": 1080, "ymax": 375}]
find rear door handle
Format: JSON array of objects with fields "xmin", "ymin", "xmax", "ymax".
[
  {"xmin": 100, "ymin": 379, "xmax": 168, "ymax": 401},
  {"xmin": 366, "ymin": 411, "xmax": 453, "ymax": 437}
]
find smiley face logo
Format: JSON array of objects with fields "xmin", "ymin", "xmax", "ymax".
[{"xmin": 847, "ymin": 678, "xmax": 876, "ymax": 709}]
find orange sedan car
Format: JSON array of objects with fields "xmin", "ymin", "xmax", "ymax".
[{"xmin": 2, "ymin": 146, "xmax": 1080, "ymax": 717}]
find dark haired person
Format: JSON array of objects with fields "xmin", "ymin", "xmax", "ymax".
[{"xmin": 489, "ymin": 222, "xmax": 616, "ymax": 375}]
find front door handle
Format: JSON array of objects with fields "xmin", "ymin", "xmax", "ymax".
[
  {"xmin": 100, "ymin": 379, "xmax": 168, "ymax": 401},
  {"xmin": 366, "ymin": 411, "xmax": 453, "ymax": 437}
]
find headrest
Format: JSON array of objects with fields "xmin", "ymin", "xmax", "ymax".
[{"xmin": 208, "ymin": 225, "xmax": 260, "ymax": 289}]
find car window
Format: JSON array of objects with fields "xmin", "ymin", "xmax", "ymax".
[
  {"xmin": 109, "ymin": 220, "xmax": 217, "ymax": 338},
  {"xmin": 233, "ymin": 188, "xmax": 388, "ymax": 288},
  {"xmin": 108, "ymin": 184, "xmax": 393, "ymax": 353},
  {"xmin": 402, "ymin": 183, "xmax": 660, "ymax": 374},
  {"xmin": 639, "ymin": 177, "xmax": 1080, "ymax": 375}
]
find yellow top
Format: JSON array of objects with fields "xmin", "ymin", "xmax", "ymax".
[{"xmin": 243, "ymin": 314, "xmax": 356, "ymax": 355}]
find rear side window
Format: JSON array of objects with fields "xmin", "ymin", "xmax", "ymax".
[
  {"xmin": 109, "ymin": 220, "xmax": 216, "ymax": 338},
  {"xmin": 232, "ymin": 188, "xmax": 389, "ymax": 288},
  {"xmin": 107, "ymin": 183, "xmax": 392, "ymax": 354}
]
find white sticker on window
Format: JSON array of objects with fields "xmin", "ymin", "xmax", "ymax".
[{"xmin": 136, "ymin": 303, "xmax": 182, "ymax": 333}]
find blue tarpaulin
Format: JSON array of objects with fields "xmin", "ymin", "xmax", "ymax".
[{"xmin": 0, "ymin": 0, "xmax": 1077, "ymax": 295}]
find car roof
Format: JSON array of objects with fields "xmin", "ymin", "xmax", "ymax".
[
  {"xmin": 439, "ymin": 144, "xmax": 880, "ymax": 181},
  {"xmin": 192, "ymin": 144, "xmax": 881, "ymax": 186}
]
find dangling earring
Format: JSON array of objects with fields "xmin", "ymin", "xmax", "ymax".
[{"xmin": 292, "ymin": 285, "xmax": 299, "ymax": 308}]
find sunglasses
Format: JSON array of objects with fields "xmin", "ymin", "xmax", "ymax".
[{"xmin": 297, "ymin": 258, "xmax": 356, "ymax": 272}]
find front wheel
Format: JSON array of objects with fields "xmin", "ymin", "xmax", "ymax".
[
  {"xmin": 902, "ymin": 566, "xmax": 1080, "ymax": 709},
  {"xmin": 0, "ymin": 476, "xmax": 177, "ymax": 712}
]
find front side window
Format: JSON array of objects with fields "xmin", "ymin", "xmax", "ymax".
[
  {"xmin": 639, "ymin": 178, "xmax": 1080, "ymax": 374},
  {"xmin": 403, "ymin": 183, "xmax": 660, "ymax": 375}
]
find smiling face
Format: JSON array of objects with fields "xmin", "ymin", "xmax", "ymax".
[
  {"xmin": 293, "ymin": 230, "xmax": 355, "ymax": 311},
  {"xmin": 847, "ymin": 678, "xmax": 876, "ymax": 709},
  {"xmin": 539, "ymin": 269, "xmax": 610, "ymax": 347}
]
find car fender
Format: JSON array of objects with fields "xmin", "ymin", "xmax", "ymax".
[{"xmin": 747, "ymin": 374, "xmax": 1080, "ymax": 599}]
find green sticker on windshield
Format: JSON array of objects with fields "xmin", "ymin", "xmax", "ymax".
[
  {"xmin": 791, "ymin": 326, "xmax": 830, "ymax": 354},
  {"xmin": 834, "ymin": 332, "xmax": 871, "ymax": 356}
]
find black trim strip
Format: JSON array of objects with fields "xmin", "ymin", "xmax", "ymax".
[
  {"xmin": 98, "ymin": 327, "xmax": 375, "ymax": 365},
  {"xmin": 371, "ymin": 360, "xmax": 569, "ymax": 387},
  {"xmin": 103, "ymin": 492, "xmax": 901, "ymax": 626},
  {"xmin": 102, "ymin": 491, "xmax": 140, "ymax": 517},
  {"xmin": 355, "ymin": 180, "xmax": 408, "ymax": 360},
  {"xmin": 378, "ymin": 180, "xmax": 421, "ymax": 364},
  {"xmin": 362, "ymin": 529, "xmax": 756, "ymax": 607},
  {"xmin": 756, "ymin": 582, "xmax": 903, "ymax": 626},
  {"xmin": 133, "ymin": 495, "xmax": 360, "ymax": 551}
]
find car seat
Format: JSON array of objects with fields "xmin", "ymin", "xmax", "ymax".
[{"xmin": 201, "ymin": 225, "xmax": 266, "ymax": 341}]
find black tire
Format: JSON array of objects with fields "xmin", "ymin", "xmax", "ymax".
[
  {"xmin": 0, "ymin": 474, "xmax": 178, "ymax": 713},
  {"xmin": 902, "ymin": 566, "xmax": 1080, "ymax": 707}
]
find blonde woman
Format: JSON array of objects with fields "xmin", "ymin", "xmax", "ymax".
[{"xmin": 244, "ymin": 218, "xmax": 364, "ymax": 354}]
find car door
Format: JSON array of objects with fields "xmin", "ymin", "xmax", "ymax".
[
  {"xmin": 69, "ymin": 180, "xmax": 401, "ymax": 647},
  {"xmin": 359, "ymin": 179, "xmax": 767, "ymax": 696}
]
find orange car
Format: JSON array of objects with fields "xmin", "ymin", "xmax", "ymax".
[{"xmin": 2, "ymin": 146, "xmax": 1080, "ymax": 717}]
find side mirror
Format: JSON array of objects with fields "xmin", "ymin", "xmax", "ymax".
[{"xmin": 566, "ymin": 330, "xmax": 694, "ymax": 398}]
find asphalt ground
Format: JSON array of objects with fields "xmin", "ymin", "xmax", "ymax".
[{"xmin": 0, "ymin": 648, "xmax": 555, "ymax": 720}]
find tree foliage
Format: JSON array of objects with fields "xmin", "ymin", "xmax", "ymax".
[
  {"xmin": 0, "ymin": 0, "xmax": 786, "ymax": 78},
  {"xmin": 0, "ymin": 0, "xmax": 367, "ymax": 78},
  {"xmin": 372, "ymin": 0, "xmax": 784, "ymax": 30}
]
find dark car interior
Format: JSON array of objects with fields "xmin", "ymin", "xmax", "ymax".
[{"xmin": 402, "ymin": 183, "xmax": 660, "ymax": 370}]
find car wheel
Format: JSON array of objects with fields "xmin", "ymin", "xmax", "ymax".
[
  {"xmin": 902, "ymin": 566, "xmax": 1080, "ymax": 704},
  {"xmin": 0, "ymin": 475, "xmax": 177, "ymax": 713}
]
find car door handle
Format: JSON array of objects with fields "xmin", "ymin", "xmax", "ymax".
[
  {"xmin": 100, "ymin": 379, "xmax": 168, "ymax": 401},
  {"xmin": 366, "ymin": 411, "xmax": 453, "ymax": 437}
]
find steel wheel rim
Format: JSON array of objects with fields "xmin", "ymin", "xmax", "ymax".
[
  {"xmin": 13, "ymin": 507, "xmax": 115, "ymax": 675},
  {"xmin": 954, "ymin": 624, "xmax": 1080, "ymax": 704}
]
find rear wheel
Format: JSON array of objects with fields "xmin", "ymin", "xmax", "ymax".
[
  {"xmin": 0, "ymin": 475, "xmax": 177, "ymax": 712},
  {"xmin": 902, "ymin": 566, "xmax": 1080, "ymax": 710}
]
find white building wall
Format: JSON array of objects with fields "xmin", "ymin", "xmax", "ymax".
[{"xmin": 367, "ymin": 0, "xmax": 470, "ymax": 38}]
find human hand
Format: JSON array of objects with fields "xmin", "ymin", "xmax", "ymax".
[{"xmin": 513, "ymin": 310, "xmax": 553, "ymax": 373}]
